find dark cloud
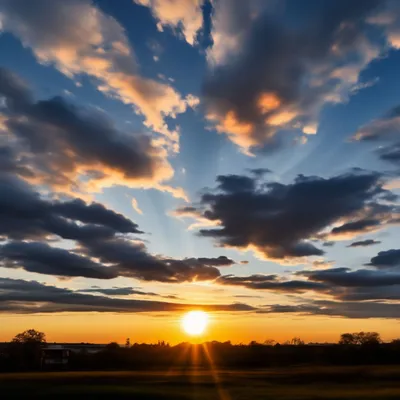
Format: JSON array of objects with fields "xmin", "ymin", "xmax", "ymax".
[
  {"xmin": 79, "ymin": 238, "xmax": 224, "ymax": 283},
  {"xmin": 215, "ymin": 247, "xmax": 400, "ymax": 307},
  {"xmin": 204, "ymin": 0, "xmax": 384, "ymax": 151},
  {"xmin": 353, "ymin": 105, "xmax": 400, "ymax": 142},
  {"xmin": 335, "ymin": 286, "xmax": 400, "ymax": 301},
  {"xmin": 182, "ymin": 171, "xmax": 394, "ymax": 261},
  {"xmin": 79, "ymin": 287, "xmax": 160, "ymax": 297},
  {"xmin": 0, "ymin": 146, "xmax": 34, "ymax": 178},
  {"xmin": 330, "ymin": 219, "xmax": 382, "ymax": 236},
  {"xmin": 192, "ymin": 256, "xmax": 235, "ymax": 267},
  {"xmin": 0, "ymin": 0, "xmax": 192, "ymax": 154},
  {"xmin": 352, "ymin": 105, "xmax": 400, "ymax": 166},
  {"xmin": 368, "ymin": 249, "xmax": 400, "ymax": 268},
  {"xmin": 0, "ymin": 165, "xmax": 236, "ymax": 283},
  {"xmin": 298, "ymin": 267, "xmax": 400, "ymax": 287},
  {"xmin": 263, "ymin": 300, "xmax": 400, "ymax": 319},
  {"xmin": 248, "ymin": 168, "xmax": 272, "ymax": 178},
  {"xmin": 0, "ymin": 236, "xmax": 235, "ymax": 283},
  {"xmin": 348, "ymin": 239, "xmax": 381, "ymax": 247},
  {"xmin": 1, "ymin": 241, "xmax": 117, "ymax": 279},
  {"xmin": 218, "ymin": 274, "xmax": 326, "ymax": 293},
  {"xmin": 0, "ymin": 173, "xmax": 141, "ymax": 241},
  {"xmin": 378, "ymin": 143, "xmax": 400, "ymax": 165},
  {"xmin": 0, "ymin": 278, "xmax": 255, "ymax": 314},
  {"xmin": 52, "ymin": 199, "xmax": 143, "ymax": 234},
  {"xmin": 79, "ymin": 287, "xmax": 181, "ymax": 300},
  {"xmin": 0, "ymin": 67, "xmax": 179, "ymax": 197},
  {"xmin": 174, "ymin": 206, "xmax": 199, "ymax": 214},
  {"xmin": 217, "ymin": 174, "xmax": 256, "ymax": 193}
]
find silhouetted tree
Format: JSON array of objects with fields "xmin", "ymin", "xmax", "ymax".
[
  {"xmin": 339, "ymin": 333, "xmax": 356, "ymax": 345},
  {"xmin": 106, "ymin": 342, "xmax": 120, "ymax": 350},
  {"xmin": 125, "ymin": 338, "xmax": 131, "ymax": 348},
  {"xmin": 339, "ymin": 332, "xmax": 381, "ymax": 346},
  {"xmin": 290, "ymin": 337, "xmax": 305, "ymax": 345},
  {"xmin": 9, "ymin": 329, "xmax": 46, "ymax": 370},
  {"xmin": 12, "ymin": 329, "xmax": 46, "ymax": 344}
]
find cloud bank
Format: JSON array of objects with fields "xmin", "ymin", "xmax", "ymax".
[{"xmin": 178, "ymin": 171, "xmax": 398, "ymax": 262}]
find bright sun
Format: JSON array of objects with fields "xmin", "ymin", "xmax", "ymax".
[{"xmin": 182, "ymin": 311, "xmax": 209, "ymax": 336}]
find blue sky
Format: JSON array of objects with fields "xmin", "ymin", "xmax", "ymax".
[{"xmin": 1, "ymin": 0, "xmax": 400, "ymax": 343}]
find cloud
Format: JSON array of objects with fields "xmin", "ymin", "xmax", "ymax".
[
  {"xmin": 263, "ymin": 300, "xmax": 400, "ymax": 319},
  {"xmin": 329, "ymin": 219, "xmax": 384, "ymax": 238},
  {"xmin": 378, "ymin": 144, "xmax": 400, "ymax": 165},
  {"xmin": 204, "ymin": 0, "xmax": 387, "ymax": 152},
  {"xmin": 0, "ymin": 237, "xmax": 232, "ymax": 283},
  {"xmin": 52, "ymin": 198, "xmax": 143, "ymax": 234},
  {"xmin": 311, "ymin": 260, "xmax": 335, "ymax": 269},
  {"xmin": 218, "ymin": 274, "xmax": 326, "ymax": 293},
  {"xmin": 212, "ymin": 246, "xmax": 400, "ymax": 313},
  {"xmin": 134, "ymin": 0, "xmax": 203, "ymax": 45},
  {"xmin": 348, "ymin": 239, "xmax": 381, "ymax": 247},
  {"xmin": 79, "ymin": 286, "xmax": 159, "ymax": 297},
  {"xmin": 179, "ymin": 170, "xmax": 396, "ymax": 262},
  {"xmin": 247, "ymin": 168, "xmax": 272, "ymax": 178},
  {"xmin": 0, "ymin": 277, "xmax": 255, "ymax": 314},
  {"xmin": 1, "ymin": 241, "xmax": 117, "ymax": 280},
  {"xmin": 0, "ymin": 0, "xmax": 195, "ymax": 150},
  {"xmin": 291, "ymin": 261, "xmax": 400, "ymax": 302},
  {"xmin": 216, "ymin": 174, "xmax": 256, "ymax": 193},
  {"xmin": 351, "ymin": 104, "xmax": 400, "ymax": 167},
  {"xmin": 0, "ymin": 173, "xmax": 142, "ymax": 241},
  {"xmin": 214, "ymin": 261, "xmax": 400, "ymax": 309},
  {"xmin": 298, "ymin": 267, "xmax": 400, "ymax": 287},
  {"xmin": 0, "ymin": 172, "xmax": 236, "ymax": 283},
  {"xmin": 0, "ymin": 68, "xmax": 186, "ymax": 198},
  {"xmin": 131, "ymin": 197, "xmax": 143, "ymax": 215},
  {"xmin": 368, "ymin": 249, "xmax": 400, "ymax": 268},
  {"xmin": 352, "ymin": 105, "xmax": 400, "ymax": 141},
  {"xmin": 368, "ymin": 0, "xmax": 400, "ymax": 49},
  {"xmin": 193, "ymin": 256, "xmax": 235, "ymax": 267},
  {"xmin": 79, "ymin": 237, "xmax": 226, "ymax": 282}
]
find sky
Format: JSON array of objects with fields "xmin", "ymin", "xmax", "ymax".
[{"xmin": 1, "ymin": 0, "xmax": 400, "ymax": 344}]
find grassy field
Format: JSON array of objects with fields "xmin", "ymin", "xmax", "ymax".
[{"xmin": 2, "ymin": 366, "xmax": 400, "ymax": 399}]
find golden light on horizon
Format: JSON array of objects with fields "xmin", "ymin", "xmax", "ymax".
[{"xmin": 181, "ymin": 311, "xmax": 209, "ymax": 336}]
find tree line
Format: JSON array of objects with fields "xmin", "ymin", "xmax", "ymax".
[{"xmin": 1, "ymin": 329, "xmax": 400, "ymax": 372}]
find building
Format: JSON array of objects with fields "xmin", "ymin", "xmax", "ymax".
[{"xmin": 41, "ymin": 345, "xmax": 69, "ymax": 369}]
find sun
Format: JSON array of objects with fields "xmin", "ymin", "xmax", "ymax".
[{"xmin": 182, "ymin": 311, "xmax": 209, "ymax": 336}]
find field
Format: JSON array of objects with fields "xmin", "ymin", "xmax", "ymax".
[{"xmin": 2, "ymin": 366, "xmax": 400, "ymax": 399}]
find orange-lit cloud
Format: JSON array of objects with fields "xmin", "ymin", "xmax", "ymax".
[
  {"xmin": 0, "ymin": 67, "xmax": 187, "ymax": 199},
  {"xmin": 209, "ymin": 110, "xmax": 256, "ymax": 151},
  {"xmin": 257, "ymin": 93, "xmax": 281, "ymax": 113},
  {"xmin": 204, "ymin": 0, "xmax": 389, "ymax": 152},
  {"xmin": 131, "ymin": 197, "xmax": 143, "ymax": 214},
  {"xmin": 0, "ymin": 0, "xmax": 196, "ymax": 153},
  {"xmin": 134, "ymin": 0, "xmax": 203, "ymax": 45}
]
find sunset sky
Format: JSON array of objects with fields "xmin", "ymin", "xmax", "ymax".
[{"xmin": 1, "ymin": 0, "xmax": 400, "ymax": 344}]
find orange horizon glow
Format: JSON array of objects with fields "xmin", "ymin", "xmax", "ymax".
[{"xmin": 1, "ymin": 312, "xmax": 400, "ymax": 345}]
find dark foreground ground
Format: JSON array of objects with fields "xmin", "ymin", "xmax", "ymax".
[{"xmin": 2, "ymin": 366, "xmax": 400, "ymax": 399}]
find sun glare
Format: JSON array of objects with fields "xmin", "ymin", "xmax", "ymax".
[{"xmin": 182, "ymin": 311, "xmax": 209, "ymax": 336}]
